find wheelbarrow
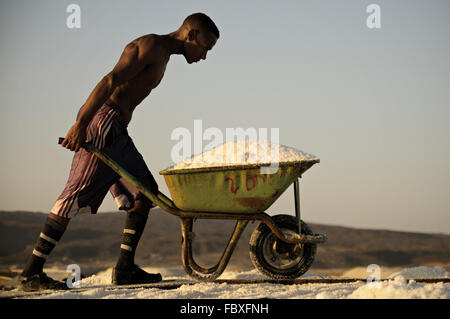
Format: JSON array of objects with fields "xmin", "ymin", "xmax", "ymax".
[{"xmin": 58, "ymin": 138, "xmax": 327, "ymax": 282}]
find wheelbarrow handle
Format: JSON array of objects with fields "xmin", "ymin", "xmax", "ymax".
[{"xmin": 57, "ymin": 136, "xmax": 174, "ymax": 211}]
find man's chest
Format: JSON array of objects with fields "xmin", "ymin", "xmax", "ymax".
[{"xmin": 136, "ymin": 62, "xmax": 167, "ymax": 89}]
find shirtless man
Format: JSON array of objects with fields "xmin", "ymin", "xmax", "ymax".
[{"xmin": 18, "ymin": 13, "xmax": 219, "ymax": 291}]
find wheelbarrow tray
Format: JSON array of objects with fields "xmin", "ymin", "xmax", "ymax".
[{"xmin": 159, "ymin": 160, "xmax": 319, "ymax": 213}]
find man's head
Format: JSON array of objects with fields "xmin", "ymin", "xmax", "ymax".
[{"xmin": 179, "ymin": 13, "xmax": 219, "ymax": 64}]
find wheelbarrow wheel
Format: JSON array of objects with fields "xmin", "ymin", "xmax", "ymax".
[{"xmin": 249, "ymin": 214, "xmax": 317, "ymax": 280}]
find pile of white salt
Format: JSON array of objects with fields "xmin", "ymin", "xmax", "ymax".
[{"xmin": 166, "ymin": 140, "xmax": 319, "ymax": 170}]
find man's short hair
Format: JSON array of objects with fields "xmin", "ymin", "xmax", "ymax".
[{"xmin": 183, "ymin": 13, "xmax": 220, "ymax": 39}]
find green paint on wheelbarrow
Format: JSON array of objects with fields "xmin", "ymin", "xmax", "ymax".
[{"xmin": 159, "ymin": 161, "xmax": 319, "ymax": 213}]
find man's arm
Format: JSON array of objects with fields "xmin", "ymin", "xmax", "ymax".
[{"xmin": 61, "ymin": 38, "xmax": 155, "ymax": 151}]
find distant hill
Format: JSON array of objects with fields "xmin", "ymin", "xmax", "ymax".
[{"xmin": 1, "ymin": 210, "xmax": 449, "ymax": 274}]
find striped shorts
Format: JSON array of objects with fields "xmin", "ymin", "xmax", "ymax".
[{"xmin": 51, "ymin": 104, "xmax": 159, "ymax": 218}]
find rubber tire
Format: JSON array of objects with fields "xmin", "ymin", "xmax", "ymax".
[{"xmin": 249, "ymin": 214, "xmax": 317, "ymax": 280}]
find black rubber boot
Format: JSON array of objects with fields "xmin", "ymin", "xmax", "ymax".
[
  {"xmin": 18, "ymin": 272, "xmax": 69, "ymax": 291},
  {"xmin": 112, "ymin": 265, "xmax": 162, "ymax": 285}
]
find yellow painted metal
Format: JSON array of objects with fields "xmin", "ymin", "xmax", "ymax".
[{"xmin": 160, "ymin": 161, "xmax": 318, "ymax": 213}]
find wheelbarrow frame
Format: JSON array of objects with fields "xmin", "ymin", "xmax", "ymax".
[{"xmin": 59, "ymin": 138, "xmax": 327, "ymax": 281}]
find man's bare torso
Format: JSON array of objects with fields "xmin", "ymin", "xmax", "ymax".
[
  {"xmin": 106, "ymin": 34, "xmax": 169, "ymax": 125},
  {"xmin": 62, "ymin": 21, "xmax": 216, "ymax": 153}
]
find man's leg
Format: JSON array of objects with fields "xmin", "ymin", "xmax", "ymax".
[
  {"xmin": 112, "ymin": 198, "xmax": 162, "ymax": 285},
  {"xmin": 115, "ymin": 199, "xmax": 150, "ymax": 270},
  {"xmin": 19, "ymin": 213, "xmax": 70, "ymax": 290},
  {"xmin": 21, "ymin": 214, "xmax": 69, "ymax": 277},
  {"xmin": 102, "ymin": 120, "xmax": 160, "ymax": 284}
]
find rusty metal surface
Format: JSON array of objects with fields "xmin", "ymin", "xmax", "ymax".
[
  {"xmin": 161, "ymin": 162, "xmax": 318, "ymax": 213},
  {"xmin": 159, "ymin": 160, "xmax": 320, "ymax": 175}
]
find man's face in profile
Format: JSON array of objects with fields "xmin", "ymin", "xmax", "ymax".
[{"xmin": 184, "ymin": 29, "xmax": 218, "ymax": 64}]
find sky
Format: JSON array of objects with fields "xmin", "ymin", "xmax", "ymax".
[{"xmin": 0, "ymin": 0, "xmax": 449, "ymax": 234}]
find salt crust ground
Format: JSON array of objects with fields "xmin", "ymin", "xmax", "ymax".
[{"xmin": 8, "ymin": 266, "xmax": 449, "ymax": 299}]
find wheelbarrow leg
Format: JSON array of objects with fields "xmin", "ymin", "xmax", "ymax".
[
  {"xmin": 183, "ymin": 219, "xmax": 218, "ymax": 274},
  {"xmin": 293, "ymin": 178, "xmax": 302, "ymax": 234},
  {"xmin": 182, "ymin": 218, "xmax": 218, "ymax": 274},
  {"xmin": 180, "ymin": 217, "xmax": 248, "ymax": 281}
]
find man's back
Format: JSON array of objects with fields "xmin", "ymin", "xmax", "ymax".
[{"xmin": 105, "ymin": 34, "xmax": 170, "ymax": 125}]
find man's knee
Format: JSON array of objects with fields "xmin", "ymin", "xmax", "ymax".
[
  {"xmin": 128, "ymin": 199, "xmax": 152, "ymax": 216},
  {"xmin": 48, "ymin": 212, "xmax": 71, "ymax": 228}
]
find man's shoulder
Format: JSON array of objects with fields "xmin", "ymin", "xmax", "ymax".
[
  {"xmin": 128, "ymin": 34, "xmax": 169, "ymax": 62},
  {"xmin": 132, "ymin": 34, "xmax": 163, "ymax": 50}
]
